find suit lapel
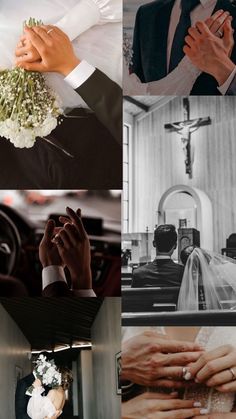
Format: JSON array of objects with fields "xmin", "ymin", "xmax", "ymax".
[{"xmin": 154, "ymin": 0, "xmax": 175, "ymax": 78}]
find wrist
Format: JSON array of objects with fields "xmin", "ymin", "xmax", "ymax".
[
  {"xmin": 42, "ymin": 259, "xmax": 61, "ymax": 268},
  {"xmin": 60, "ymin": 57, "xmax": 80, "ymax": 76},
  {"xmin": 211, "ymin": 58, "xmax": 235, "ymax": 86},
  {"xmin": 70, "ymin": 268, "xmax": 92, "ymax": 289}
]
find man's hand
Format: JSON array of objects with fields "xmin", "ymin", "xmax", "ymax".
[
  {"xmin": 122, "ymin": 393, "xmax": 208, "ymax": 419},
  {"xmin": 122, "ymin": 331, "xmax": 204, "ymax": 388},
  {"xmin": 53, "ymin": 207, "xmax": 92, "ymax": 290},
  {"xmin": 16, "ymin": 25, "xmax": 80, "ymax": 76},
  {"xmin": 39, "ymin": 219, "xmax": 62, "ymax": 268},
  {"xmin": 184, "ymin": 15, "xmax": 235, "ymax": 86}
]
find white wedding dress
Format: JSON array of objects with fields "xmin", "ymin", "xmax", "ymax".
[
  {"xmin": 27, "ymin": 387, "xmax": 62, "ymax": 419},
  {"xmin": 0, "ymin": 0, "xmax": 122, "ymax": 109},
  {"xmin": 123, "ymin": 56, "xmax": 201, "ymax": 95},
  {"xmin": 122, "ymin": 326, "xmax": 236, "ymax": 413}
]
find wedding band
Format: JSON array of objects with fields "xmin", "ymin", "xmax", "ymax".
[
  {"xmin": 216, "ymin": 30, "xmax": 223, "ymax": 38},
  {"xmin": 182, "ymin": 367, "xmax": 192, "ymax": 381},
  {"xmin": 47, "ymin": 29, "xmax": 54, "ymax": 35},
  {"xmin": 230, "ymin": 368, "xmax": 236, "ymax": 380}
]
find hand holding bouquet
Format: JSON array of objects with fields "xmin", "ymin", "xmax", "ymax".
[
  {"xmin": 0, "ymin": 18, "xmax": 62, "ymax": 148},
  {"xmin": 26, "ymin": 354, "xmax": 62, "ymax": 396}
]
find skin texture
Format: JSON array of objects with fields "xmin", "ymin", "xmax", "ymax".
[
  {"xmin": 122, "ymin": 331, "xmax": 204, "ymax": 388},
  {"xmin": 184, "ymin": 11, "xmax": 235, "ymax": 86},
  {"xmin": 16, "ymin": 25, "xmax": 80, "ymax": 76},
  {"xmin": 185, "ymin": 345, "xmax": 236, "ymax": 393},
  {"xmin": 39, "ymin": 219, "xmax": 62, "ymax": 268},
  {"xmin": 53, "ymin": 207, "xmax": 92, "ymax": 289},
  {"xmin": 122, "ymin": 393, "xmax": 208, "ymax": 419}
]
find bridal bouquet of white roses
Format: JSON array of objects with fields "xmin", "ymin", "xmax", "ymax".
[
  {"xmin": 26, "ymin": 354, "xmax": 62, "ymax": 396},
  {"xmin": 0, "ymin": 18, "xmax": 62, "ymax": 149}
]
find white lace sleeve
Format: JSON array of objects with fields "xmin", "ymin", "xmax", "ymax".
[
  {"xmin": 124, "ymin": 56, "xmax": 201, "ymax": 96},
  {"xmin": 56, "ymin": 0, "xmax": 121, "ymax": 41},
  {"xmin": 27, "ymin": 387, "xmax": 57, "ymax": 419}
]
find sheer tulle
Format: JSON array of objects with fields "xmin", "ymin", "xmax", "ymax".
[
  {"xmin": 27, "ymin": 387, "xmax": 59, "ymax": 419},
  {"xmin": 123, "ymin": 56, "xmax": 201, "ymax": 95},
  {"xmin": 177, "ymin": 248, "xmax": 236, "ymax": 311},
  {"xmin": 0, "ymin": 0, "xmax": 122, "ymax": 109}
]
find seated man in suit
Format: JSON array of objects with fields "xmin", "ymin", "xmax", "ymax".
[
  {"xmin": 183, "ymin": 16, "xmax": 236, "ymax": 94},
  {"xmin": 131, "ymin": 0, "xmax": 236, "ymax": 95},
  {"xmin": 131, "ymin": 225, "xmax": 184, "ymax": 288}
]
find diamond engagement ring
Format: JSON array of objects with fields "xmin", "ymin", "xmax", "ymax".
[{"xmin": 182, "ymin": 367, "xmax": 192, "ymax": 381}]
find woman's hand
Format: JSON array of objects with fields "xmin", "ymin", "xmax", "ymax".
[
  {"xmin": 122, "ymin": 393, "xmax": 208, "ymax": 419},
  {"xmin": 33, "ymin": 378, "xmax": 42, "ymax": 388},
  {"xmin": 16, "ymin": 25, "xmax": 80, "ymax": 76},
  {"xmin": 186, "ymin": 345, "xmax": 236, "ymax": 392},
  {"xmin": 122, "ymin": 331, "xmax": 203, "ymax": 388},
  {"xmin": 15, "ymin": 35, "xmax": 41, "ymax": 63}
]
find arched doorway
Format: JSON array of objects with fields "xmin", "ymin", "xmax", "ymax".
[{"xmin": 158, "ymin": 185, "xmax": 213, "ymax": 251}]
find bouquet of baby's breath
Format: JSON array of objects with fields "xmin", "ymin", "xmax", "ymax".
[
  {"xmin": 26, "ymin": 354, "xmax": 62, "ymax": 396},
  {"xmin": 123, "ymin": 32, "xmax": 133, "ymax": 67},
  {"xmin": 0, "ymin": 18, "xmax": 62, "ymax": 148}
]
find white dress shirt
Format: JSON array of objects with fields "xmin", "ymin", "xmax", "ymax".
[
  {"xmin": 42, "ymin": 265, "xmax": 96, "ymax": 297},
  {"xmin": 65, "ymin": 60, "xmax": 96, "ymax": 89},
  {"xmin": 167, "ymin": 0, "xmax": 236, "ymax": 93}
]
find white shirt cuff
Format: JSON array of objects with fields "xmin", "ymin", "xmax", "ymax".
[
  {"xmin": 64, "ymin": 60, "xmax": 96, "ymax": 89},
  {"xmin": 218, "ymin": 66, "xmax": 236, "ymax": 95},
  {"xmin": 42, "ymin": 265, "xmax": 67, "ymax": 290}
]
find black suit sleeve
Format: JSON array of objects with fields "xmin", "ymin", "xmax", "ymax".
[
  {"xmin": 131, "ymin": 7, "xmax": 145, "ymax": 82},
  {"xmin": 75, "ymin": 69, "xmax": 122, "ymax": 145},
  {"xmin": 15, "ymin": 380, "xmax": 31, "ymax": 419},
  {"xmin": 131, "ymin": 270, "xmax": 141, "ymax": 288},
  {"xmin": 42, "ymin": 282, "xmax": 73, "ymax": 297}
]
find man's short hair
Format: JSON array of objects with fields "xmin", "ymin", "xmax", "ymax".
[{"xmin": 154, "ymin": 224, "xmax": 177, "ymax": 252}]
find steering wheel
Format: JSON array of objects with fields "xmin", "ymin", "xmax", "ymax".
[{"xmin": 0, "ymin": 210, "xmax": 21, "ymax": 275}]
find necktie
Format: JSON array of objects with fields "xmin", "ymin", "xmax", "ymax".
[{"xmin": 169, "ymin": 0, "xmax": 200, "ymax": 72}]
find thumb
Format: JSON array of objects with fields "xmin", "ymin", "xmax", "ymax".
[
  {"xmin": 17, "ymin": 61, "xmax": 44, "ymax": 72},
  {"xmin": 43, "ymin": 219, "xmax": 55, "ymax": 242}
]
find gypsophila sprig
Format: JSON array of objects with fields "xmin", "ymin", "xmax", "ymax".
[
  {"xmin": 26, "ymin": 354, "xmax": 62, "ymax": 396},
  {"xmin": 0, "ymin": 18, "xmax": 62, "ymax": 148},
  {"xmin": 123, "ymin": 32, "xmax": 133, "ymax": 67}
]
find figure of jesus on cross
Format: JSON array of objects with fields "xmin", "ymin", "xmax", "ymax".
[{"xmin": 164, "ymin": 98, "xmax": 211, "ymax": 178}]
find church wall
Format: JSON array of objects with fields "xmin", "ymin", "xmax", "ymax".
[{"xmin": 132, "ymin": 96, "xmax": 236, "ymax": 253}]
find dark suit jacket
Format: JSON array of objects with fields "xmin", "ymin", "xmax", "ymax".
[
  {"xmin": 15, "ymin": 373, "xmax": 34, "ymax": 419},
  {"xmin": 226, "ymin": 73, "xmax": 236, "ymax": 94},
  {"xmin": 0, "ymin": 69, "xmax": 122, "ymax": 189},
  {"xmin": 131, "ymin": 258, "xmax": 184, "ymax": 288},
  {"xmin": 132, "ymin": 0, "xmax": 236, "ymax": 95}
]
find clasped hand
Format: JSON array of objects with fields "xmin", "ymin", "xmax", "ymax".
[{"xmin": 39, "ymin": 206, "xmax": 92, "ymax": 290}]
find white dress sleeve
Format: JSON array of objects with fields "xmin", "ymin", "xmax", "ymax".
[
  {"xmin": 27, "ymin": 387, "xmax": 57, "ymax": 419},
  {"xmin": 56, "ymin": 0, "xmax": 121, "ymax": 41},
  {"xmin": 124, "ymin": 56, "xmax": 201, "ymax": 96}
]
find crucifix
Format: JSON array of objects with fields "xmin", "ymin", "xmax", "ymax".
[{"xmin": 164, "ymin": 98, "xmax": 211, "ymax": 178}]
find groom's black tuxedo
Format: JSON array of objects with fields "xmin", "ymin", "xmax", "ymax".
[
  {"xmin": 0, "ymin": 69, "xmax": 122, "ymax": 189},
  {"xmin": 132, "ymin": 0, "xmax": 236, "ymax": 95},
  {"xmin": 15, "ymin": 373, "xmax": 34, "ymax": 419},
  {"xmin": 131, "ymin": 258, "xmax": 184, "ymax": 288}
]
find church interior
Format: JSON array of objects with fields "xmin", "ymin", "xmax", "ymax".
[
  {"xmin": 0, "ymin": 297, "xmax": 121, "ymax": 419},
  {"xmin": 122, "ymin": 96, "xmax": 236, "ymax": 317}
]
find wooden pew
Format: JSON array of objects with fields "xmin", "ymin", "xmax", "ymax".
[
  {"xmin": 122, "ymin": 287, "xmax": 180, "ymax": 312},
  {"xmin": 122, "ymin": 310, "xmax": 236, "ymax": 326}
]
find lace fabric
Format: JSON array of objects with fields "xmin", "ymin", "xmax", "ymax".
[
  {"xmin": 123, "ymin": 56, "xmax": 201, "ymax": 95},
  {"xmin": 27, "ymin": 387, "xmax": 59, "ymax": 419}
]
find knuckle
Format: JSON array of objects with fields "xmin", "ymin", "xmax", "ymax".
[{"xmin": 206, "ymin": 361, "xmax": 216, "ymax": 374}]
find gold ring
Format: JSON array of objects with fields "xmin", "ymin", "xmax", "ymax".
[
  {"xmin": 230, "ymin": 368, "xmax": 236, "ymax": 380},
  {"xmin": 217, "ymin": 30, "xmax": 223, "ymax": 38},
  {"xmin": 47, "ymin": 29, "xmax": 54, "ymax": 35}
]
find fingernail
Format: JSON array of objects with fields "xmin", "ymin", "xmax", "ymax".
[
  {"xmin": 194, "ymin": 402, "xmax": 202, "ymax": 407},
  {"xmin": 200, "ymin": 409, "xmax": 209, "ymax": 415},
  {"xmin": 195, "ymin": 378, "xmax": 200, "ymax": 383}
]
